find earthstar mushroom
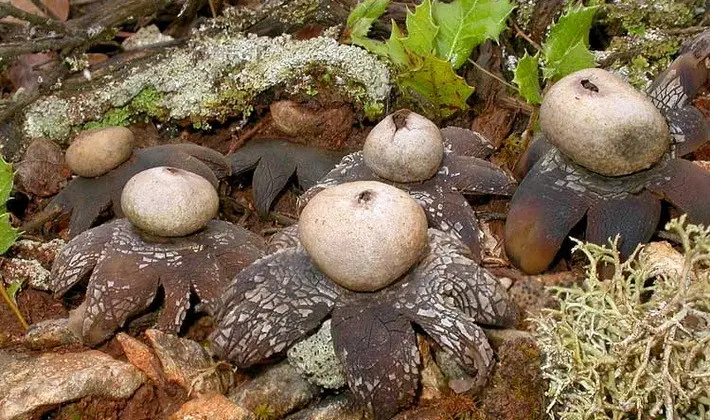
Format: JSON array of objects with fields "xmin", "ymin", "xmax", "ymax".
[
  {"xmin": 211, "ymin": 181, "xmax": 516, "ymax": 419},
  {"xmin": 24, "ymin": 142, "xmax": 230, "ymax": 237},
  {"xmin": 300, "ymin": 111, "xmax": 516, "ymax": 260},
  {"xmin": 505, "ymin": 45, "xmax": 710, "ymax": 274},
  {"xmin": 49, "ymin": 167, "xmax": 264, "ymax": 345}
]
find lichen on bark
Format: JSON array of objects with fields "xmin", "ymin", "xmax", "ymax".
[{"xmin": 21, "ymin": 24, "xmax": 390, "ymax": 142}]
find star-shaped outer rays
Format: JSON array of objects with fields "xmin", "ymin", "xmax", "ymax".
[
  {"xmin": 228, "ymin": 139, "xmax": 347, "ymax": 217},
  {"xmin": 50, "ymin": 219, "xmax": 265, "ymax": 346},
  {"xmin": 210, "ymin": 226, "xmax": 515, "ymax": 419},
  {"xmin": 25, "ymin": 143, "xmax": 231, "ymax": 238},
  {"xmin": 505, "ymin": 39, "xmax": 710, "ymax": 275},
  {"xmin": 298, "ymin": 128, "xmax": 517, "ymax": 261}
]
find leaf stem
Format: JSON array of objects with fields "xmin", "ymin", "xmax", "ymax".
[
  {"xmin": 0, "ymin": 274, "xmax": 29, "ymax": 331},
  {"xmin": 467, "ymin": 58, "xmax": 518, "ymax": 91},
  {"xmin": 512, "ymin": 21, "xmax": 542, "ymax": 52}
]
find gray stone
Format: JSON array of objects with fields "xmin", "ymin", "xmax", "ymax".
[
  {"xmin": 0, "ymin": 349, "xmax": 143, "ymax": 419},
  {"xmin": 434, "ymin": 350, "xmax": 477, "ymax": 394},
  {"xmin": 169, "ymin": 393, "xmax": 255, "ymax": 420},
  {"xmin": 287, "ymin": 320, "xmax": 347, "ymax": 389},
  {"xmin": 285, "ymin": 393, "xmax": 364, "ymax": 420},
  {"xmin": 22, "ymin": 318, "xmax": 81, "ymax": 350},
  {"xmin": 228, "ymin": 361, "xmax": 320, "ymax": 418}
]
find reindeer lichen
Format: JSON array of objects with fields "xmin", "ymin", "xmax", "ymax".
[
  {"xmin": 533, "ymin": 216, "xmax": 710, "ymax": 419},
  {"xmin": 23, "ymin": 29, "xmax": 390, "ymax": 142}
]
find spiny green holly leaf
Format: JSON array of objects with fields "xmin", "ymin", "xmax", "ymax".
[
  {"xmin": 0, "ymin": 158, "xmax": 18, "ymax": 255},
  {"xmin": 345, "ymin": 0, "xmax": 390, "ymax": 55},
  {"xmin": 432, "ymin": 0, "xmax": 514, "ymax": 70},
  {"xmin": 542, "ymin": 5, "xmax": 598, "ymax": 81},
  {"xmin": 386, "ymin": 21, "xmax": 413, "ymax": 68},
  {"xmin": 6, "ymin": 280, "xmax": 22, "ymax": 304},
  {"xmin": 400, "ymin": 0, "xmax": 438, "ymax": 56},
  {"xmin": 0, "ymin": 157, "xmax": 12, "ymax": 213},
  {"xmin": 397, "ymin": 54, "xmax": 474, "ymax": 118},
  {"xmin": 513, "ymin": 53, "xmax": 542, "ymax": 104},
  {"xmin": 0, "ymin": 214, "xmax": 18, "ymax": 255}
]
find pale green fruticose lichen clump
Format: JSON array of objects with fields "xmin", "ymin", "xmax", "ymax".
[
  {"xmin": 23, "ymin": 29, "xmax": 390, "ymax": 141},
  {"xmin": 533, "ymin": 216, "xmax": 710, "ymax": 419}
]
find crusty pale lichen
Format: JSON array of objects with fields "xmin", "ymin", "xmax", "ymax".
[
  {"xmin": 23, "ymin": 27, "xmax": 390, "ymax": 142},
  {"xmin": 533, "ymin": 216, "xmax": 710, "ymax": 419},
  {"xmin": 602, "ymin": 0, "xmax": 705, "ymax": 89}
]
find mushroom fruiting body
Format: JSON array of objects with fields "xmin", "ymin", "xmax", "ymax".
[
  {"xmin": 300, "ymin": 113, "xmax": 517, "ymax": 260},
  {"xmin": 65, "ymin": 127, "xmax": 135, "ymax": 178},
  {"xmin": 540, "ymin": 68, "xmax": 670, "ymax": 176},
  {"xmin": 299, "ymin": 181, "xmax": 428, "ymax": 291},
  {"xmin": 48, "ymin": 167, "xmax": 264, "ymax": 345},
  {"xmin": 211, "ymin": 182, "xmax": 515, "ymax": 419},
  {"xmin": 122, "ymin": 167, "xmax": 219, "ymax": 237},
  {"xmin": 24, "ymin": 143, "xmax": 230, "ymax": 237},
  {"xmin": 363, "ymin": 109, "xmax": 444, "ymax": 183},
  {"xmin": 505, "ymin": 43, "xmax": 710, "ymax": 275}
]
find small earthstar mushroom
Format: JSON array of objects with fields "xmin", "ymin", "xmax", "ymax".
[
  {"xmin": 363, "ymin": 109, "xmax": 444, "ymax": 183},
  {"xmin": 506, "ymin": 38, "xmax": 710, "ymax": 274},
  {"xmin": 65, "ymin": 126, "xmax": 135, "ymax": 178},
  {"xmin": 47, "ymin": 168, "xmax": 264, "ymax": 345},
  {"xmin": 211, "ymin": 180, "xmax": 516, "ymax": 419},
  {"xmin": 121, "ymin": 167, "xmax": 219, "ymax": 237},
  {"xmin": 300, "ymin": 112, "xmax": 517, "ymax": 260},
  {"xmin": 23, "ymin": 143, "xmax": 230, "ymax": 237}
]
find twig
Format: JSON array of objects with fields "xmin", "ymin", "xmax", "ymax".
[
  {"xmin": 666, "ymin": 26, "xmax": 708, "ymax": 36},
  {"xmin": 477, "ymin": 211, "xmax": 507, "ymax": 221},
  {"xmin": 0, "ymin": 37, "xmax": 84, "ymax": 57},
  {"xmin": 467, "ymin": 58, "xmax": 518, "ymax": 92},
  {"xmin": 512, "ymin": 21, "xmax": 542, "ymax": 52},
  {"xmin": 268, "ymin": 212, "xmax": 298, "ymax": 226},
  {"xmin": 0, "ymin": 3, "xmax": 71, "ymax": 35},
  {"xmin": 207, "ymin": 0, "xmax": 218, "ymax": 18},
  {"xmin": 0, "ymin": 273, "xmax": 29, "ymax": 331},
  {"xmin": 18, "ymin": 204, "xmax": 63, "ymax": 235},
  {"xmin": 228, "ymin": 116, "xmax": 271, "ymax": 154}
]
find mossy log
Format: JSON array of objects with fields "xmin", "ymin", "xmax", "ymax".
[{"xmin": 0, "ymin": 4, "xmax": 390, "ymax": 162}]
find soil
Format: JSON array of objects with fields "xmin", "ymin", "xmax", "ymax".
[{"xmin": 0, "ymin": 289, "xmax": 67, "ymax": 346}]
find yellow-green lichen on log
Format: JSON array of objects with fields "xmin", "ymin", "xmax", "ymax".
[
  {"xmin": 600, "ymin": 0, "xmax": 705, "ymax": 89},
  {"xmin": 22, "ymin": 27, "xmax": 390, "ymax": 142}
]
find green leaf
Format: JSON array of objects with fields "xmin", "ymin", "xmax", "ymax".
[
  {"xmin": 397, "ymin": 54, "xmax": 474, "ymax": 118},
  {"xmin": 399, "ymin": 0, "xmax": 438, "ymax": 56},
  {"xmin": 0, "ymin": 157, "xmax": 12, "ymax": 213},
  {"xmin": 385, "ymin": 21, "xmax": 415, "ymax": 68},
  {"xmin": 6, "ymin": 280, "xmax": 22, "ymax": 304},
  {"xmin": 0, "ymin": 158, "xmax": 18, "ymax": 255},
  {"xmin": 542, "ymin": 5, "xmax": 598, "ymax": 81},
  {"xmin": 345, "ymin": 0, "xmax": 390, "ymax": 55},
  {"xmin": 432, "ymin": 0, "xmax": 514, "ymax": 69},
  {"xmin": 513, "ymin": 53, "xmax": 542, "ymax": 104},
  {"xmin": 0, "ymin": 213, "xmax": 19, "ymax": 255}
]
